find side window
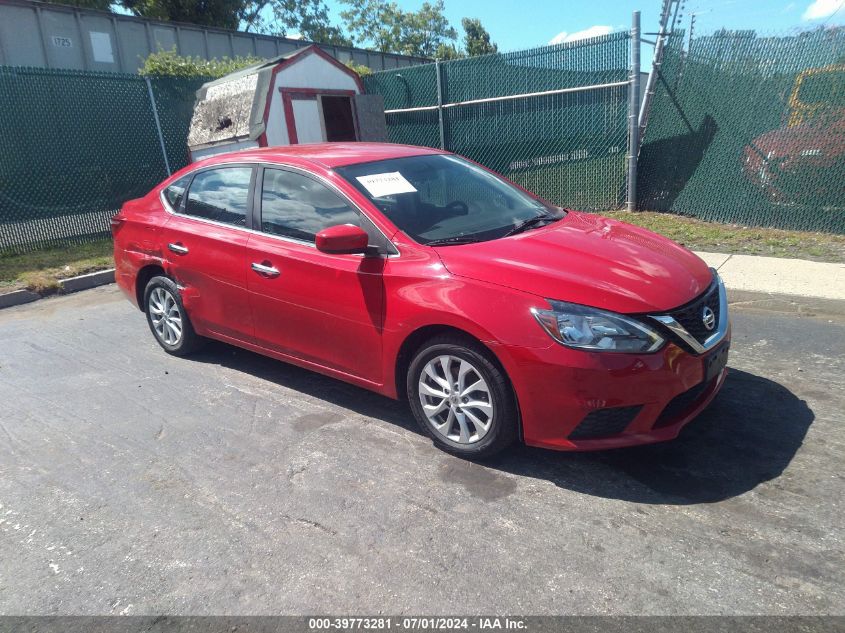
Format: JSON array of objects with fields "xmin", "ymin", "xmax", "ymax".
[
  {"xmin": 184, "ymin": 167, "xmax": 252, "ymax": 227},
  {"xmin": 261, "ymin": 168, "xmax": 360, "ymax": 242},
  {"xmin": 163, "ymin": 175, "xmax": 191, "ymax": 210}
]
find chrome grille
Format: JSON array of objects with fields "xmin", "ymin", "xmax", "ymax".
[
  {"xmin": 648, "ymin": 271, "xmax": 728, "ymax": 355},
  {"xmin": 668, "ymin": 280, "xmax": 721, "ymax": 345}
]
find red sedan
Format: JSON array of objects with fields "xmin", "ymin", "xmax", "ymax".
[{"xmin": 112, "ymin": 143, "xmax": 730, "ymax": 458}]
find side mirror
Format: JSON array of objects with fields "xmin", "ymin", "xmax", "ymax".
[{"xmin": 315, "ymin": 224, "xmax": 370, "ymax": 255}]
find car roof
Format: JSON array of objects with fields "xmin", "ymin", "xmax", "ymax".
[{"xmin": 197, "ymin": 143, "xmax": 447, "ymax": 170}]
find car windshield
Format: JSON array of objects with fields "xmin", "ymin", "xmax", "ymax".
[
  {"xmin": 336, "ymin": 154, "xmax": 564, "ymax": 245},
  {"xmin": 798, "ymin": 69, "xmax": 845, "ymax": 107}
]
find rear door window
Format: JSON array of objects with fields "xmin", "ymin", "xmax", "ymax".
[
  {"xmin": 163, "ymin": 175, "xmax": 192, "ymax": 210},
  {"xmin": 184, "ymin": 167, "xmax": 253, "ymax": 227}
]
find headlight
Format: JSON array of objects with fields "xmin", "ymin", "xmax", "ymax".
[{"xmin": 531, "ymin": 300, "xmax": 665, "ymax": 353}]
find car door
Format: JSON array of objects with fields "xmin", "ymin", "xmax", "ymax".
[
  {"xmin": 245, "ymin": 166, "xmax": 388, "ymax": 385},
  {"xmin": 161, "ymin": 164, "xmax": 256, "ymax": 342}
]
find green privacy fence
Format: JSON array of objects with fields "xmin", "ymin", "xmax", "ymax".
[
  {"xmin": 0, "ymin": 67, "xmax": 208, "ymax": 253},
  {"xmin": 6, "ymin": 27, "xmax": 841, "ymax": 257},
  {"xmin": 638, "ymin": 29, "xmax": 845, "ymax": 234},
  {"xmin": 363, "ymin": 32, "xmax": 631, "ymax": 212}
]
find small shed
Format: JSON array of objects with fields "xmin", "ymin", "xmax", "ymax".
[{"xmin": 187, "ymin": 45, "xmax": 387, "ymax": 161}]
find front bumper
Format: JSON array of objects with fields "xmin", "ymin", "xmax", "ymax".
[{"xmin": 500, "ymin": 326, "xmax": 730, "ymax": 451}]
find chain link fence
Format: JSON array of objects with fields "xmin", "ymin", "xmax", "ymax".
[
  {"xmin": 363, "ymin": 32, "xmax": 632, "ymax": 212},
  {"xmin": 638, "ymin": 29, "xmax": 845, "ymax": 234},
  {"xmin": 0, "ymin": 67, "xmax": 207, "ymax": 254},
  {"xmin": 5, "ymin": 26, "xmax": 842, "ymax": 257}
]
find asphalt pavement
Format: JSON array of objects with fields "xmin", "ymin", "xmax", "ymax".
[{"xmin": 0, "ymin": 286, "xmax": 843, "ymax": 615}]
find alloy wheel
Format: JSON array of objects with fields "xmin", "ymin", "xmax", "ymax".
[
  {"xmin": 148, "ymin": 287, "xmax": 183, "ymax": 346},
  {"xmin": 417, "ymin": 355, "xmax": 494, "ymax": 444}
]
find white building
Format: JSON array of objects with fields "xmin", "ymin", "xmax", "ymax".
[{"xmin": 188, "ymin": 45, "xmax": 387, "ymax": 161}]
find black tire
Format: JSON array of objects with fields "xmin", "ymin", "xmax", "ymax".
[
  {"xmin": 407, "ymin": 334, "xmax": 518, "ymax": 459},
  {"xmin": 143, "ymin": 275, "xmax": 203, "ymax": 357}
]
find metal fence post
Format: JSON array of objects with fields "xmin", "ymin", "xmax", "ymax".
[
  {"xmin": 145, "ymin": 76, "xmax": 172, "ymax": 177},
  {"xmin": 627, "ymin": 11, "xmax": 641, "ymax": 212},
  {"xmin": 435, "ymin": 58, "xmax": 446, "ymax": 150}
]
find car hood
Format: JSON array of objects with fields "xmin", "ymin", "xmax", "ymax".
[
  {"xmin": 749, "ymin": 120, "xmax": 845, "ymax": 165},
  {"xmin": 433, "ymin": 211, "xmax": 713, "ymax": 314}
]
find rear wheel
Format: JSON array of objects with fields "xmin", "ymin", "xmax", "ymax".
[
  {"xmin": 143, "ymin": 276, "xmax": 202, "ymax": 356},
  {"xmin": 407, "ymin": 335, "xmax": 518, "ymax": 458}
]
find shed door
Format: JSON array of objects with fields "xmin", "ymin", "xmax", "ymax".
[
  {"xmin": 321, "ymin": 96, "xmax": 357, "ymax": 141},
  {"xmin": 289, "ymin": 96, "xmax": 323, "ymax": 144},
  {"xmin": 282, "ymin": 89, "xmax": 358, "ymax": 145}
]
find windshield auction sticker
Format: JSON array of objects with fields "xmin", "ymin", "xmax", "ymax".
[{"xmin": 356, "ymin": 172, "xmax": 418, "ymax": 198}]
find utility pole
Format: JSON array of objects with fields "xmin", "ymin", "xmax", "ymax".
[
  {"xmin": 688, "ymin": 12, "xmax": 697, "ymax": 50},
  {"xmin": 638, "ymin": 0, "xmax": 680, "ymax": 145},
  {"xmin": 675, "ymin": 11, "xmax": 696, "ymax": 90}
]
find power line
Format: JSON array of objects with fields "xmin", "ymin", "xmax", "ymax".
[{"xmin": 819, "ymin": 0, "xmax": 845, "ymax": 27}]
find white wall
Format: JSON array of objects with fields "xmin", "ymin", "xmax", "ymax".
[{"xmin": 0, "ymin": 1, "xmax": 427, "ymax": 72}]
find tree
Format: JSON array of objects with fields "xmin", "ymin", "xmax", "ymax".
[
  {"xmin": 340, "ymin": 0, "xmax": 404, "ymax": 53},
  {"xmin": 434, "ymin": 42, "xmax": 464, "ymax": 60},
  {"xmin": 340, "ymin": 0, "xmax": 457, "ymax": 57},
  {"xmin": 44, "ymin": 0, "xmax": 113, "ymax": 9},
  {"xmin": 120, "ymin": 0, "xmax": 351, "ymax": 43},
  {"xmin": 400, "ymin": 1, "xmax": 457, "ymax": 58},
  {"xmin": 462, "ymin": 17, "xmax": 497, "ymax": 56},
  {"xmin": 138, "ymin": 48, "xmax": 263, "ymax": 77},
  {"xmin": 345, "ymin": 60, "xmax": 372, "ymax": 76},
  {"xmin": 271, "ymin": 0, "xmax": 352, "ymax": 45},
  {"xmin": 239, "ymin": 0, "xmax": 271, "ymax": 32},
  {"xmin": 120, "ymin": 0, "xmax": 255, "ymax": 30}
]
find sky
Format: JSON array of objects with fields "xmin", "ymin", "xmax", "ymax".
[{"xmin": 321, "ymin": 0, "xmax": 845, "ymax": 65}]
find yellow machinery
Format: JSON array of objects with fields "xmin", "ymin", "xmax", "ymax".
[{"xmin": 787, "ymin": 64, "xmax": 845, "ymax": 128}]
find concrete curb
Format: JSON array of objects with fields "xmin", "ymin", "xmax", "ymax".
[
  {"xmin": 0, "ymin": 269, "xmax": 115, "ymax": 309},
  {"xmin": 0, "ymin": 289, "xmax": 41, "ymax": 309},
  {"xmin": 58, "ymin": 269, "xmax": 115, "ymax": 293}
]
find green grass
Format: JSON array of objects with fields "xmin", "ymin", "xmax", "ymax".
[
  {"xmin": 598, "ymin": 211, "xmax": 845, "ymax": 263},
  {"xmin": 0, "ymin": 238, "xmax": 114, "ymax": 295}
]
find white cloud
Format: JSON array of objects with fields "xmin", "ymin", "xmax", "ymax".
[
  {"xmin": 802, "ymin": 0, "xmax": 844, "ymax": 20},
  {"xmin": 549, "ymin": 25, "xmax": 614, "ymax": 45}
]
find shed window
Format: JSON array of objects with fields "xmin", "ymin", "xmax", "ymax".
[{"xmin": 184, "ymin": 167, "xmax": 252, "ymax": 227}]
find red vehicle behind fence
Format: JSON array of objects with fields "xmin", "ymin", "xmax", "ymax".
[{"xmin": 744, "ymin": 64, "xmax": 845, "ymax": 205}]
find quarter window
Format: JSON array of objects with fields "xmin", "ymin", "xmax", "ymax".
[
  {"xmin": 163, "ymin": 175, "xmax": 191, "ymax": 210},
  {"xmin": 261, "ymin": 168, "xmax": 359, "ymax": 242},
  {"xmin": 184, "ymin": 167, "xmax": 252, "ymax": 227}
]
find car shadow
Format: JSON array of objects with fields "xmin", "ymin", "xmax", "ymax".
[
  {"xmin": 191, "ymin": 341, "xmax": 419, "ymax": 435},
  {"xmin": 191, "ymin": 342, "xmax": 813, "ymax": 505},
  {"xmin": 490, "ymin": 369, "xmax": 814, "ymax": 504}
]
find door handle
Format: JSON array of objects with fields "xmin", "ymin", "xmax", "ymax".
[
  {"xmin": 168, "ymin": 242, "xmax": 189, "ymax": 255},
  {"xmin": 251, "ymin": 262, "xmax": 280, "ymax": 278}
]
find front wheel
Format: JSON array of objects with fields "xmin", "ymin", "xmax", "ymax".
[{"xmin": 407, "ymin": 335, "xmax": 518, "ymax": 458}]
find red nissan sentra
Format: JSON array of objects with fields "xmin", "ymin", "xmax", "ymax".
[{"xmin": 112, "ymin": 143, "xmax": 729, "ymax": 458}]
